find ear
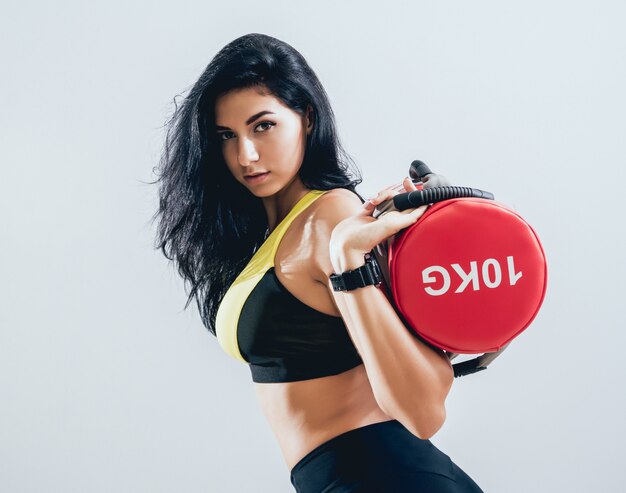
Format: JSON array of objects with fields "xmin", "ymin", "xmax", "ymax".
[{"xmin": 305, "ymin": 104, "xmax": 314, "ymax": 134}]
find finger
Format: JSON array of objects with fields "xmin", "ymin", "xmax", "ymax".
[
  {"xmin": 409, "ymin": 204, "xmax": 428, "ymax": 218},
  {"xmin": 395, "ymin": 204, "xmax": 427, "ymax": 219},
  {"xmin": 363, "ymin": 182, "xmax": 424, "ymax": 217},
  {"xmin": 393, "ymin": 205, "xmax": 428, "ymax": 224},
  {"xmin": 359, "ymin": 199, "xmax": 382, "ymax": 218},
  {"xmin": 397, "ymin": 206, "xmax": 427, "ymax": 226},
  {"xmin": 360, "ymin": 195, "xmax": 395, "ymax": 219},
  {"xmin": 403, "ymin": 176, "xmax": 418, "ymax": 192},
  {"xmin": 366, "ymin": 207, "xmax": 424, "ymax": 239},
  {"xmin": 361, "ymin": 199, "xmax": 375, "ymax": 212},
  {"xmin": 369, "ymin": 189, "xmax": 397, "ymax": 207}
]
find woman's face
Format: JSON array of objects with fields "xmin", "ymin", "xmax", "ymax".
[{"xmin": 214, "ymin": 86, "xmax": 312, "ymax": 197}]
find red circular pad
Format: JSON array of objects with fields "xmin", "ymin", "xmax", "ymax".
[{"xmin": 388, "ymin": 198, "xmax": 547, "ymax": 353}]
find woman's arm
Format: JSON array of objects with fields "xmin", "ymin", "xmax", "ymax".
[{"xmin": 312, "ymin": 186, "xmax": 454, "ymax": 439}]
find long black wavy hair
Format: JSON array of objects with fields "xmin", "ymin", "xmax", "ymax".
[{"xmin": 152, "ymin": 33, "xmax": 363, "ymax": 336}]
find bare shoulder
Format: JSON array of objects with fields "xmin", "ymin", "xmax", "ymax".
[
  {"xmin": 308, "ymin": 188, "xmax": 364, "ymax": 282},
  {"xmin": 314, "ymin": 188, "xmax": 363, "ymax": 218},
  {"xmin": 310, "ymin": 188, "xmax": 363, "ymax": 235}
]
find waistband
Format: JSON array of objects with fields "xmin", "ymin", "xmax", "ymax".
[
  {"xmin": 290, "ymin": 420, "xmax": 398, "ymax": 477},
  {"xmin": 289, "ymin": 419, "xmax": 457, "ymax": 493}
]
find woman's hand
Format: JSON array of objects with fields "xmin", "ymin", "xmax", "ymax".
[{"xmin": 329, "ymin": 177, "xmax": 428, "ymax": 271}]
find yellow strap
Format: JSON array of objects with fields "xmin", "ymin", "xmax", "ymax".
[{"xmin": 216, "ymin": 189, "xmax": 328, "ymax": 362}]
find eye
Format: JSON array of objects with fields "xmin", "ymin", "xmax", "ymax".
[
  {"xmin": 217, "ymin": 121, "xmax": 275, "ymax": 142},
  {"xmin": 256, "ymin": 121, "xmax": 275, "ymax": 132}
]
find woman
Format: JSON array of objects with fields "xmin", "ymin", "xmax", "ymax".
[{"xmin": 154, "ymin": 33, "xmax": 484, "ymax": 493}]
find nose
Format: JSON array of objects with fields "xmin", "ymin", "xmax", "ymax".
[{"xmin": 237, "ymin": 137, "xmax": 259, "ymax": 166}]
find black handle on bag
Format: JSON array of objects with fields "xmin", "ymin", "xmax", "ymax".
[
  {"xmin": 409, "ymin": 160, "xmax": 451, "ymax": 189},
  {"xmin": 401, "ymin": 160, "xmax": 494, "ymax": 209},
  {"xmin": 409, "ymin": 160, "xmax": 434, "ymax": 182},
  {"xmin": 371, "ymin": 160, "xmax": 495, "ymax": 218},
  {"xmin": 393, "ymin": 186, "xmax": 495, "ymax": 210}
]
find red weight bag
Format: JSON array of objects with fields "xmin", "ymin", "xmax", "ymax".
[{"xmin": 372, "ymin": 161, "xmax": 548, "ymax": 377}]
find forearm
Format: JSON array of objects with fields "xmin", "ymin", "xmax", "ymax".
[{"xmin": 331, "ymin": 250, "xmax": 454, "ymax": 438}]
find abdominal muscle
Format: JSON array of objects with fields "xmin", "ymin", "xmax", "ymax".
[{"xmin": 254, "ymin": 364, "xmax": 392, "ymax": 470}]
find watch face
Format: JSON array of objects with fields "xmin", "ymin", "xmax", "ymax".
[
  {"xmin": 366, "ymin": 254, "xmax": 383, "ymax": 284},
  {"xmin": 371, "ymin": 258, "xmax": 381, "ymax": 277}
]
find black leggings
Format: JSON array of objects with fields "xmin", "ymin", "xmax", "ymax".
[{"xmin": 290, "ymin": 420, "xmax": 484, "ymax": 493}]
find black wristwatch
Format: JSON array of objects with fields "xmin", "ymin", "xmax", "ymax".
[{"xmin": 330, "ymin": 253, "xmax": 383, "ymax": 292}]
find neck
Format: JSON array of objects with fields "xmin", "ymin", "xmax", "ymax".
[{"xmin": 262, "ymin": 177, "xmax": 310, "ymax": 234}]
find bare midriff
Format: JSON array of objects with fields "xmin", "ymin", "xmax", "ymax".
[
  {"xmin": 254, "ymin": 364, "xmax": 393, "ymax": 470},
  {"xmin": 257, "ymin": 188, "xmax": 393, "ymax": 471}
]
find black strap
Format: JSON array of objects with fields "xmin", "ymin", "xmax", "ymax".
[
  {"xmin": 452, "ymin": 358, "xmax": 488, "ymax": 378},
  {"xmin": 330, "ymin": 253, "xmax": 383, "ymax": 292}
]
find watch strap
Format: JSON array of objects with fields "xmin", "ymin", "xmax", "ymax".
[{"xmin": 330, "ymin": 253, "xmax": 383, "ymax": 292}]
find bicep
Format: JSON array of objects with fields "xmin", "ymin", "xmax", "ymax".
[{"xmin": 311, "ymin": 189, "xmax": 365, "ymax": 282}]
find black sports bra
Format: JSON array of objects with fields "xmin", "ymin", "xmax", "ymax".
[{"xmin": 216, "ymin": 189, "xmax": 363, "ymax": 383}]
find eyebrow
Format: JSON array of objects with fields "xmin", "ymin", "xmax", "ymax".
[{"xmin": 215, "ymin": 111, "xmax": 276, "ymax": 131}]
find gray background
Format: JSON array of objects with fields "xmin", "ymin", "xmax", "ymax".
[{"xmin": 2, "ymin": 1, "xmax": 624, "ymax": 491}]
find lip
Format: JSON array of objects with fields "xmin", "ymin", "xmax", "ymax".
[{"xmin": 244, "ymin": 171, "xmax": 270, "ymax": 184}]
